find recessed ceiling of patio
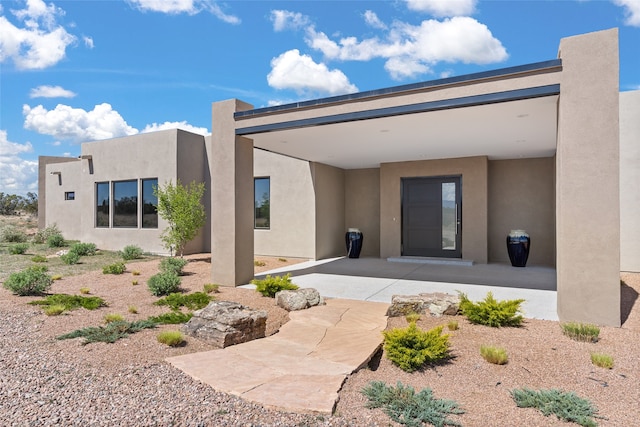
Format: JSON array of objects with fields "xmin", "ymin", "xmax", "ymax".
[{"xmin": 243, "ymin": 95, "xmax": 559, "ymax": 170}]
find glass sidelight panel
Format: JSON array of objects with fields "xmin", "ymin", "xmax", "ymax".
[{"xmin": 442, "ymin": 182, "xmax": 456, "ymax": 250}]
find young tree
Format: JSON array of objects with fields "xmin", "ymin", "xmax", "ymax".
[{"xmin": 154, "ymin": 180, "xmax": 206, "ymax": 257}]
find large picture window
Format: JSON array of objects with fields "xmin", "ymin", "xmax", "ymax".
[
  {"xmin": 113, "ymin": 180, "xmax": 138, "ymax": 228},
  {"xmin": 254, "ymin": 177, "xmax": 270, "ymax": 229},
  {"xmin": 96, "ymin": 182, "xmax": 110, "ymax": 227},
  {"xmin": 142, "ymin": 178, "xmax": 158, "ymax": 228}
]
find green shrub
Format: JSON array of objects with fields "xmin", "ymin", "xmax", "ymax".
[
  {"xmin": 0, "ymin": 224, "xmax": 28, "ymax": 243},
  {"xmin": 458, "ymin": 292, "xmax": 524, "ymax": 327},
  {"xmin": 148, "ymin": 311, "xmax": 193, "ymax": 324},
  {"xmin": 104, "ymin": 313, "xmax": 124, "ymax": 323},
  {"xmin": 57, "ymin": 320, "xmax": 156, "ymax": 345},
  {"xmin": 154, "ymin": 292, "xmax": 212, "ymax": 311},
  {"xmin": 60, "ymin": 251, "xmax": 80, "ymax": 265},
  {"xmin": 203, "ymin": 283, "xmax": 219, "ymax": 294},
  {"xmin": 9, "ymin": 243, "xmax": 29, "ymax": 254},
  {"xmin": 44, "ymin": 305, "xmax": 66, "ymax": 316},
  {"xmin": 480, "ymin": 345, "xmax": 508, "ymax": 365},
  {"xmin": 383, "ymin": 323, "xmax": 450, "ymax": 372},
  {"xmin": 511, "ymin": 388, "xmax": 601, "ymax": 427},
  {"xmin": 157, "ymin": 330, "xmax": 185, "ymax": 347},
  {"xmin": 405, "ymin": 312, "xmax": 421, "ymax": 323},
  {"xmin": 147, "ymin": 272, "xmax": 181, "ymax": 296},
  {"xmin": 29, "ymin": 294, "xmax": 107, "ymax": 311},
  {"xmin": 251, "ymin": 273, "xmax": 298, "ymax": 298},
  {"xmin": 362, "ymin": 381, "xmax": 464, "ymax": 427},
  {"xmin": 159, "ymin": 257, "xmax": 189, "ymax": 275},
  {"xmin": 102, "ymin": 262, "xmax": 126, "ymax": 275},
  {"xmin": 3, "ymin": 266, "xmax": 52, "ymax": 296},
  {"xmin": 32, "ymin": 224, "xmax": 61, "ymax": 244},
  {"xmin": 31, "ymin": 254, "xmax": 47, "ymax": 263},
  {"xmin": 447, "ymin": 320, "xmax": 459, "ymax": 331},
  {"xmin": 70, "ymin": 242, "xmax": 97, "ymax": 256},
  {"xmin": 120, "ymin": 245, "xmax": 143, "ymax": 261},
  {"xmin": 46, "ymin": 233, "xmax": 66, "ymax": 248},
  {"xmin": 591, "ymin": 352, "xmax": 613, "ymax": 369},
  {"xmin": 561, "ymin": 322, "xmax": 600, "ymax": 343}
]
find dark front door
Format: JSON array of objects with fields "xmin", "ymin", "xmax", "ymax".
[{"xmin": 402, "ymin": 176, "xmax": 462, "ymax": 258}]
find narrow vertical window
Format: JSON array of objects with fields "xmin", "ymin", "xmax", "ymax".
[
  {"xmin": 96, "ymin": 182, "xmax": 109, "ymax": 227},
  {"xmin": 254, "ymin": 177, "xmax": 270, "ymax": 229},
  {"xmin": 142, "ymin": 178, "xmax": 158, "ymax": 228},
  {"xmin": 113, "ymin": 180, "xmax": 138, "ymax": 228}
]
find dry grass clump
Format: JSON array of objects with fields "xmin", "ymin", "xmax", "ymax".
[
  {"xmin": 480, "ymin": 344, "xmax": 508, "ymax": 365},
  {"xmin": 590, "ymin": 353, "xmax": 613, "ymax": 369},
  {"xmin": 561, "ymin": 322, "xmax": 600, "ymax": 343},
  {"xmin": 157, "ymin": 330, "xmax": 185, "ymax": 347},
  {"xmin": 104, "ymin": 313, "xmax": 124, "ymax": 324}
]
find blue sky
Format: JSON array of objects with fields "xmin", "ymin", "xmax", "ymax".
[{"xmin": 1, "ymin": 0, "xmax": 639, "ymax": 196}]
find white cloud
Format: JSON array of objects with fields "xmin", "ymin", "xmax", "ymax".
[
  {"xmin": 613, "ymin": 0, "xmax": 640, "ymax": 26},
  {"xmin": 83, "ymin": 35, "xmax": 94, "ymax": 48},
  {"xmin": 384, "ymin": 56, "xmax": 430, "ymax": 80},
  {"xmin": 267, "ymin": 49, "xmax": 358, "ymax": 96},
  {"xmin": 270, "ymin": 10, "xmax": 309, "ymax": 31},
  {"xmin": 364, "ymin": 10, "xmax": 387, "ymax": 30},
  {"xmin": 23, "ymin": 103, "xmax": 139, "ymax": 142},
  {"xmin": 0, "ymin": 0, "xmax": 77, "ymax": 70},
  {"xmin": 404, "ymin": 0, "xmax": 477, "ymax": 17},
  {"xmin": 30, "ymin": 85, "xmax": 77, "ymax": 98},
  {"xmin": 0, "ymin": 130, "xmax": 38, "ymax": 196},
  {"xmin": 142, "ymin": 121, "xmax": 209, "ymax": 135},
  {"xmin": 127, "ymin": 0, "xmax": 240, "ymax": 23}
]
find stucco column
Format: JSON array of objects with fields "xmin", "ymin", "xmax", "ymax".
[
  {"xmin": 556, "ymin": 29, "xmax": 620, "ymax": 326},
  {"xmin": 210, "ymin": 99, "xmax": 254, "ymax": 286}
]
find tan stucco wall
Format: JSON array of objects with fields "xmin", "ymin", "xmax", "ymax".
[
  {"xmin": 38, "ymin": 156, "xmax": 80, "ymax": 230},
  {"xmin": 488, "ymin": 158, "xmax": 555, "ymax": 266},
  {"xmin": 44, "ymin": 160, "xmax": 82, "ymax": 240},
  {"xmin": 380, "ymin": 156, "xmax": 488, "ymax": 262},
  {"xmin": 620, "ymin": 90, "xmax": 640, "ymax": 272},
  {"xmin": 556, "ymin": 28, "xmax": 621, "ymax": 326},
  {"xmin": 311, "ymin": 162, "xmax": 346, "ymax": 259},
  {"xmin": 345, "ymin": 168, "xmax": 381, "ymax": 257},
  {"xmin": 254, "ymin": 149, "xmax": 316, "ymax": 258}
]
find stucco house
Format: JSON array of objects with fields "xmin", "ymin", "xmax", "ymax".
[{"xmin": 40, "ymin": 28, "xmax": 639, "ymax": 327}]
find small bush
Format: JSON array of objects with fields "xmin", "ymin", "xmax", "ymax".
[
  {"xmin": 44, "ymin": 305, "xmax": 66, "ymax": 316},
  {"xmin": 132, "ymin": 280, "xmax": 139, "ymax": 286},
  {"xmin": 103, "ymin": 262, "xmax": 126, "ymax": 275},
  {"xmin": 157, "ymin": 330, "xmax": 185, "ymax": 347},
  {"xmin": 147, "ymin": 272, "xmax": 181, "ymax": 296},
  {"xmin": 362, "ymin": 381, "xmax": 464, "ymax": 427},
  {"xmin": 46, "ymin": 233, "xmax": 66, "ymax": 248},
  {"xmin": 29, "ymin": 294, "xmax": 107, "ymax": 311},
  {"xmin": 251, "ymin": 273, "xmax": 298, "ymax": 298},
  {"xmin": 458, "ymin": 292, "xmax": 524, "ymax": 327},
  {"xmin": 120, "ymin": 245, "xmax": 143, "ymax": 261},
  {"xmin": 132, "ymin": 270, "xmax": 141, "ymax": 276},
  {"xmin": 60, "ymin": 251, "xmax": 80, "ymax": 265},
  {"xmin": 70, "ymin": 242, "xmax": 97, "ymax": 256},
  {"xmin": 128, "ymin": 306, "xmax": 138, "ymax": 314},
  {"xmin": 203, "ymin": 283, "xmax": 219, "ymax": 294},
  {"xmin": 383, "ymin": 323, "xmax": 450, "ymax": 372},
  {"xmin": 159, "ymin": 257, "xmax": 189, "ymax": 275},
  {"xmin": 3, "ymin": 266, "xmax": 52, "ymax": 296},
  {"xmin": 79, "ymin": 287, "xmax": 90, "ymax": 294},
  {"xmin": 51, "ymin": 274, "xmax": 62, "ymax": 281},
  {"xmin": 57, "ymin": 320, "xmax": 156, "ymax": 345},
  {"xmin": 480, "ymin": 345, "xmax": 508, "ymax": 365},
  {"xmin": 511, "ymin": 388, "xmax": 600, "ymax": 427},
  {"xmin": 254, "ymin": 260, "xmax": 266, "ymax": 267},
  {"xmin": 1, "ymin": 224, "xmax": 28, "ymax": 242},
  {"xmin": 104, "ymin": 313, "xmax": 124, "ymax": 324},
  {"xmin": 447, "ymin": 320, "xmax": 459, "ymax": 331},
  {"xmin": 154, "ymin": 292, "xmax": 212, "ymax": 311},
  {"xmin": 591, "ymin": 352, "xmax": 614, "ymax": 369},
  {"xmin": 32, "ymin": 224, "xmax": 61, "ymax": 244},
  {"xmin": 278, "ymin": 258, "xmax": 287, "ymax": 262},
  {"xmin": 561, "ymin": 322, "xmax": 600, "ymax": 343},
  {"xmin": 405, "ymin": 312, "xmax": 421, "ymax": 323},
  {"xmin": 9, "ymin": 243, "xmax": 29, "ymax": 254},
  {"xmin": 31, "ymin": 255, "xmax": 47, "ymax": 263},
  {"xmin": 148, "ymin": 312, "xmax": 193, "ymax": 324}
]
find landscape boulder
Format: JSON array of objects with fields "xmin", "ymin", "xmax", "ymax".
[
  {"xmin": 386, "ymin": 292, "xmax": 460, "ymax": 317},
  {"xmin": 181, "ymin": 301, "xmax": 267, "ymax": 348},
  {"xmin": 275, "ymin": 288, "xmax": 324, "ymax": 311}
]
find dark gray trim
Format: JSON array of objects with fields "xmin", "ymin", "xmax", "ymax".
[
  {"xmin": 235, "ymin": 59, "xmax": 561, "ymax": 119},
  {"xmin": 236, "ymin": 84, "xmax": 561, "ymax": 136}
]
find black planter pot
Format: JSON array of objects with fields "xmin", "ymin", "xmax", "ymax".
[
  {"xmin": 345, "ymin": 229, "xmax": 363, "ymax": 258},
  {"xmin": 506, "ymin": 230, "xmax": 530, "ymax": 267}
]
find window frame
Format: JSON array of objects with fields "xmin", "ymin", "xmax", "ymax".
[
  {"xmin": 112, "ymin": 179, "xmax": 139, "ymax": 228},
  {"xmin": 254, "ymin": 177, "xmax": 270, "ymax": 229},
  {"xmin": 64, "ymin": 191, "xmax": 75, "ymax": 201},
  {"xmin": 141, "ymin": 178, "xmax": 158, "ymax": 229},
  {"xmin": 95, "ymin": 182, "xmax": 110, "ymax": 228}
]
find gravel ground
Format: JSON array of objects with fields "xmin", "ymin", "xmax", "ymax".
[{"xmin": 1, "ymin": 255, "xmax": 639, "ymax": 426}]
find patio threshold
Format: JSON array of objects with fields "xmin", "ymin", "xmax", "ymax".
[{"xmin": 387, "ymin": 256, "xmax": 474, "ymax": 267}]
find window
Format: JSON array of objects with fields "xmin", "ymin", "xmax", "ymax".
[
  {"xmin": 65, "ymin": 192, "xmax": 75, "ymax": 201},
  {"xmin": 113, "ymin": 180, "xmax": 138, "ymax": 228},
  {"xmin": 96, "ymin": 182, "xmax": 109, "ymax": 227},
  {"xmin": 254, "ymin": 177, "xmax": 270, "ymax": 229},
  {"xmin": 142, "ymin": 178, "xmax": 158, "ymax": 228}
]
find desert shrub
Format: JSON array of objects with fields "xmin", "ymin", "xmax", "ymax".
[
  {"xmin": 561, "ymin": 322, "xmax": 600, "ymax": 343},
  {"xmin": 104, "ymin": 313, "xmax": 124, "ymax": 323},
  {"xmin": 278, "ymin": 258, "xmax": 287, "ymax": 262},
  {"xmin": 447, "ymin": 320, "xmax": 459, "ymax": 331},
  {"xmin": 251, "ymin": 273, "xmax": 298, "ymax": 298},
  {"xmin": 203, "ymin": 283, "xmax": 219, "ymax": 294},
  {"xmin": 32, "ymin": 224, "xmax": 61, "ymax": 244},
  {"xmin": 254, "ymin": 260, "xmax": 266, "ymax": 267},
  {"xmin": 132, "ymin": 270, "xmax": 141, "ymax": 276},
  {"xmin": 405, "ymin": 312, "xmax": 421, "ymax": 323},
  {"xmin": 132, "ymin": 280, "xmax": 139, "ymax": 286},
  {"xmin": 29, "ymin": 294, "xmax": 107, "ymax": 311},
  {"xmin": 60, "ymin": 251, "xmax": 80, "ymax": 265},
  {"xmin": 57, "ymin": 320, "xmax": 156, "ymax": 345},
  {"xmin": 362, "ymin": 381, "xmax": 464, "ymax": 427},
  {"xmin": 9, "ymin": 243, "xmax": 29, "ymax": 254},
  {"xmin": 511, "ymin": 388, "xmax": 601, "ymax": 427},
  {"xmin": 458, "ymin": 292, "xmax": 524, "ymax": 327},
  {"xmin": 157, "ymin": 330, "xmax": 185, "ymax": 347},
  {"xmin": 0, "ymin": 224, "xmax": 28, "ymax": 243},
  {"xmin": 128, "ymin": 306, "xmax": 138, "ymax": 314},
  {"xmin": 3, "ymin": 266, "xmax": 52, "ymax": 296},
  {"xmin": 154, "ymin": 292, "xmax": 211, "ymax": 311},
  {"xmin": 480, "ymin": 345, "xmax": 508, "ymax": 365},
  {"xmin": 148, "ymin": 312, "xmax": 193, "ymax": 324},
  {"xmin": 79, "ymin": 287, "xmax": 90, "ymax": 294},
  {"xmin": 383, "ymin": 323, "xmax": 450, "ymax": 372},
  {"xmin": 591, "ymin": 352, "xmax": 614, "ymax": 369},
  {"xmin": 31, "ymin": 255, "xmax": 47, "ymax": 263},
  {"xmin": 102, "ymin": 262, "xmax": 126, "ymax": 275},
  {"xmin": 51, "ymin": 274, "xmax": 62, "ymax": 281},
  {"xmin": 147, "ymin": 272, "xmax": 181, "ymax": 296},
  {"xmin": 159, "ymin": 257, "xmax": 189, "ymax": 275},
  {"xmin": 120, "ymin": 245, "xmax": 143, "ymax": 261},
  {"xmin": 70, "ymin": 242, "xmax": 97, "ymax": 256},
  {"xmin": 46, "ymin": 233, "xmax": 66, "ymax": 248},
  {"xmin": 44, "ymin": 305, "xmax": 66, "ymax": 316}
]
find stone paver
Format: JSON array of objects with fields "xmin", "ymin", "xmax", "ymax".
[{"xmin": 166, "ymin": 298, "xmax": 389, "ymax": 414}]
